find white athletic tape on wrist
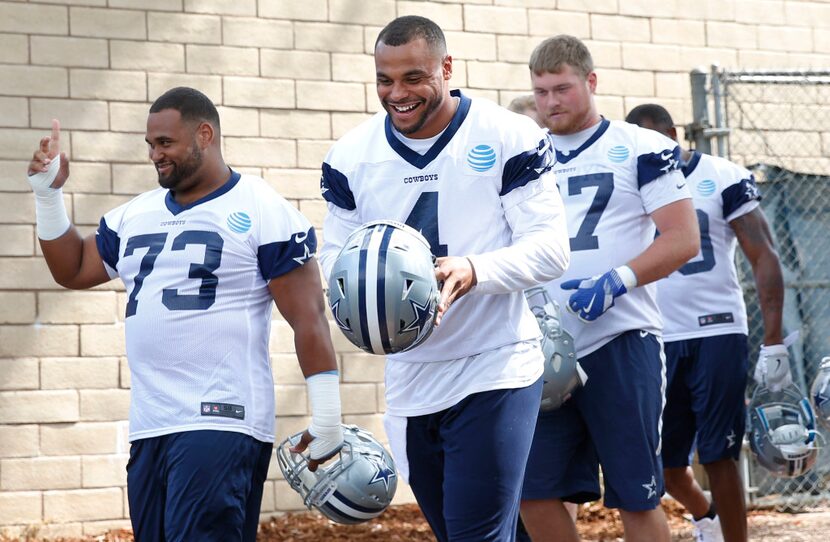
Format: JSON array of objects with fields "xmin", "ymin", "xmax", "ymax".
[
  {"xmin": 614, "ymin": 264, "xmax": 638, "ymax": 290},
  {"xmin": 29, "ymin": 158, "xmax": 70, "ymax": 241},
  {"xmin": 306, "ymin": 372, "xmax": 343, "ymax": 459}
]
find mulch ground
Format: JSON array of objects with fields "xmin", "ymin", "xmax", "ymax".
[{"xmin": 4, "ymin": 499, "xmax": 830, "ymax": 541}]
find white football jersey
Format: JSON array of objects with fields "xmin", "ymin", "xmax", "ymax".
[
  {"xmin": 319, "ymin": 90, "xmax": 569, "ymax": 365},
  {"xmin": 96, "ymin": 172, "xmax": 315, "ymax": 443},
  {"xmin": 545, "ymin": 119, "xmax": 691, "ymax": 356},
  {"xmin": 658, "ymin": 152, "xmax": 760, "ymax": 341}
]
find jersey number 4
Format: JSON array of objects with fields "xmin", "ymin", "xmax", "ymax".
[
  {"xmin": 124, "ymin": 231, "xmax": 224, "ymax": 317},
  {"xmin": 405, "ymin": 191, "xmax": 448, "ymax": 257}
]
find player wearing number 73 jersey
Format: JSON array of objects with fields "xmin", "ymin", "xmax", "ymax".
[
  {"xmin": 319, "ymin": 16, "xmax": 570, "ymax": 542},
  {"xmin": 25, "ymin": 87, "xmax": 344, "ymax": 542}
]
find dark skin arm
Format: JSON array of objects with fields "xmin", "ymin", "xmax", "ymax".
[
  {"xmin": 269, "ymin": 256, "xmax": 340, "ymax": 471},
  {"xmin": 40, "ymin": 232, "xmax": 111, "ymax": 290},
  {"xmin": 730, "ymin": 208, "xmax": 784, "ymax": 345},
  {"xmin": 28, "ymin": 120, "xmax": 111, "ymax": 289}
]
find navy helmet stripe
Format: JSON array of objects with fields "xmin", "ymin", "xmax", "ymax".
[
  {"xmin": 376, "ymin": 225, "xmax": 395, "ymax": 352},
  {"xmin": 319, "ymin": 501, "xmax": 358, "ymax": 524},
  {"xmin": 332, "ymin": 490, "xmax": 383, "ymax": 515},
  {"xmin": 357, "ymin": 229, "xmax": 374, "ymax": 353}
]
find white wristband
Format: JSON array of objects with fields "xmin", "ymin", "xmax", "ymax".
[
  {"xmin": 614, "ymin": 265, "xmax": 638, "ymax": 289},
  {"xmin": 306, "ymin": 371, "xmax": 343, "ymax": 459},
  {"xmin": 29, "ymin": 158, "xmax": 70, "ymax": 241},
  {"xmin": 34, "ymin": 190, "xmax": 70, "ymax": 241}
]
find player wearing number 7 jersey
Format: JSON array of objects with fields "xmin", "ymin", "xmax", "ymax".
[
  {"xmin": 318, "ymin": 16, "xmax": 570, "ymax": 542},
  {"xmin": 627, "ymin": 103, "xmax": 785, "ymax": 542},
  {"xmin": 519, "ymin": 36, "xmax": 700, "ymax": 542},
  {"xmin": 26, "ymin": 87, "xmax": 344, "ymax": 542}
]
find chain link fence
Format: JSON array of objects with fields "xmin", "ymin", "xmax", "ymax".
[{"xmin": 689, "ymin": 68, "xmax": 830, "ymax": 512}]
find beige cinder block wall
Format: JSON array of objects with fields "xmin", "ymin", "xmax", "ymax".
[{"xmin": 1, "ymin": 0, "xmax": 829, "ymax": 538}]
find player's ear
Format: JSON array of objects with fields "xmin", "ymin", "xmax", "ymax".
[
  {"xmin": 195, "ymin": 121, "xmax": 215, "ymax": 149},
  {"xmin": 586, "ymin": 71, "xmax": 597, "ymax": 93},
  {"xmin": 442, "ymin": 55, "xmax": 452, "ymax": 81}
]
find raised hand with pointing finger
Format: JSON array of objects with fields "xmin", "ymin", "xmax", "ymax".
[{"xmin": 26, "ymin": 119, "xmax": 71, "ymax": 240}]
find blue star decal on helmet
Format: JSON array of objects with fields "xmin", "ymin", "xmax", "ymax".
[
  {"xmin": 401, "ymin": 298, "xmax": 431, "ymax": 334},
  {"xmin": 331, "ymin": 299, "xmax": 351, "ymax": 332},
  {"xmin": 368, "ymin": 456, "xmax": 397, "ymax": 491}
]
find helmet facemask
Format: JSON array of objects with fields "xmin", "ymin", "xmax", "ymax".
[
  {"xmin": 525, "ymin": 287, "xmax": 586, "ymax": 412},
  {"xmin": 277, "ymin": 424, "xmax": 398, "ymax": 524}
]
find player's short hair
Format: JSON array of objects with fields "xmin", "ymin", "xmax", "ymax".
[
  {"xmin": 529, "ymin": 35, "xmax": 594, "ymax": 79},
  {"xmin": 507, "ymin": 95, "xmax": 537, "ymax": 114},
  {"xmin": 375, "ymin": 15, "xmax": 447, "ymax": 57},
  {"xmin": 625, "ymin": 103, "xmax": 675, "ymax": 134},
  {"xmin": 150, "ymin": 87, "xmax": 221, "ymax": 136}
]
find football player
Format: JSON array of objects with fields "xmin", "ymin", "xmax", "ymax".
[
  {"xmin": 627, "ymin": 103, "xmax": 786, "ymax": 542},
  {"xmin": 26, "ymin": 87, "xmax": 344, "ymax": 542},
  {"xmin": 318, "ymin": 16, "xmax": 570, "ymax": 542},
  {"xmin": 520, "ymin": 36, "xmax": 700, "ymax": 542}
]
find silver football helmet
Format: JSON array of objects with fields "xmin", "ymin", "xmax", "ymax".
[
  {"xmin": 748, "ymin": 384, "xmax": 818, "ymax": 478},
  {"xmin": 525, "ymin": 287, "xmax": 586, "ymax": 412},
  {"xmin": 277, "ymin": 424, "xmax": 398, "ymax": 525},
  {"xmin": 327, "ymin": 220, "xmax": 440, "ymax": 355},
  {"xmin": 810, "ymin": 356, "xmax": 830, "ymax": 431}
]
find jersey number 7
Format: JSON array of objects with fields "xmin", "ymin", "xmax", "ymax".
[{"xmin": 568, "ymin": 173, "xmax": 613, "ymax": 252}]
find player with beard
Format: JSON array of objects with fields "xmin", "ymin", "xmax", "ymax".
[
  {"xmin": 318, "ymin": 15, "xmax": 570, "ymax": 542},
  {"xmin": 518, "ymin": 36, "xmax": 700, "ymax": 542},
  {"xmin": 25, "ymin": 87, "xmax": 344, "ymax": 542}
]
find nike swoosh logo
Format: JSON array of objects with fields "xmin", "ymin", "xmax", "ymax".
[
  {"xmin": 584, "ymin": 296, "xmax": 595, "ymax": 314},
  {"xmin": 676, "ymin": 183, "xmax": 686, "ymax": 189},
  {"xmin": 294, "ymin": 231, "xmax": 308, "ymax": 243},
  {"xmin": 661, "ymin": 151, "xmax": 673, "ymax": 160}
]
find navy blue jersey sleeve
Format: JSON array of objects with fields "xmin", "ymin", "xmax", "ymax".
[
  {"xmin": 257, "ymin": 226, "xmax": 318, "ymax": 281},
  {"xmin": 95, "ymin": 217, "xmax": 121, "ymax": 272},
  {"xmin": 500, "ymin": 138, "xmax": 553, "ymax": 196},
  {"xmin": 321, "ymin": 162, "xmax": 356, "ymax": 211},
  {"xmin": 722, "ymin": 174, "xmax": 761, "ymax": 217},
  {"xmin": 637, "ymin": 145, "xmax": 681, "ymax": 188}
]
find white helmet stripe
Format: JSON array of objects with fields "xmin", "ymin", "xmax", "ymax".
[{"xmin": 364, "ymin": 225, "xmax": 386, "ymax": 355}]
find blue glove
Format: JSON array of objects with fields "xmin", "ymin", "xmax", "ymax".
[{"xmin": 560, "ymin": 266, "xmax": 635, "ymax": 323}]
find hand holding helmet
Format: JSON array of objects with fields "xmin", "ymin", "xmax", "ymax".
[
  {"xmin": 754, "ymin": 344, "xmax": 793, "ymax": 392},
  {"xmin": 327, "ymin": 220, "xmax": 440, "ymax": 355},
  {"xmin": 748, "ymin": 384, "xmax": 818, "ymax": 478},
  {"xmin": 525, "ymin": 287, "xmax": 586, "ymax": 412},
  {"xmin": 278, "ymin": 424, "xmax": 398, "ymax": 524}
]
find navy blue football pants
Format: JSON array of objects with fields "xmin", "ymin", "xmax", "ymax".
[
  {"xmin": 126, "ymin": 430, "xmax": 272, "ymax": 542},
  {"xmin": 406, "ymin": 378, "xmax": 542, "ymax": 542}
]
